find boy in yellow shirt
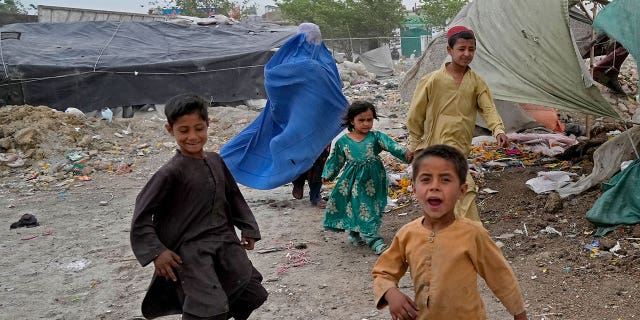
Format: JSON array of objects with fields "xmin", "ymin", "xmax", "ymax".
[
  {"xmin": 406, "ymin": 26, "xmax": 508, "ymax": 221},
  {"xmin": 372, "ymin": 145, "xmax": 527, "ymax": 320}
]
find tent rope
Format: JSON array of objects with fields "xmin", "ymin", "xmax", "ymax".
[
  {"xmin": 625, "ymin": 121, "xmax": 640, "ymax": 159},
  {"xmin": 0, "ymin": 36, "xmax": 8, "ymax": 78},
  {"xmin": 93, "ymin": 21, "xmax": 123, "ymax": 72},
  {"xmin": 0, "ymin": 64, "xmax": 267, "ymax": 87}
]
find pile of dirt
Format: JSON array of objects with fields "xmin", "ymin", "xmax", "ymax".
[{"xmin": 0, "ymin": 105, "xmax": 260, "ymax": 193}]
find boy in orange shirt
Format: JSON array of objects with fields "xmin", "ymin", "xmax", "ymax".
[{"xmin": 372, "ymin": 145, "xmax": 527, "ymax": 320}]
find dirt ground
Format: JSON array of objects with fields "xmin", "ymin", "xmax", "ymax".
[{"xmin": 1, "ymin": 85, "xmax": 640, "ymax": 320}]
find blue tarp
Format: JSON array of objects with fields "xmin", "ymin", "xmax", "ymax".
[{"xmin": 220, "ymin": 33, "xmax": 349, "ymax": 189}]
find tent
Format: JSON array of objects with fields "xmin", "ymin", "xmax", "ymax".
[
  {"xmin": 400, "ymin": 0, "xmax": 620, "ymax": 120},
  {"xmin": 358, "ymin": 45, "xmax": 394, "ymax": 77},
  {"xmin": 0, "ymin": 21, "xmax": 296, "ymax": 111}
]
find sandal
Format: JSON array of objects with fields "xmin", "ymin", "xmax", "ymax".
[
  {"xmin": 292, "ymin": 185, "xmax": 303, "ymax": 199},
  {"xmin": 374, "ymin": 243, "xmax": 389, "ymax": 255}
]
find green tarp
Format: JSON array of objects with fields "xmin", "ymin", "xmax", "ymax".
[
  {"xmin": 586, "ymin": 160, "xmax": 640, "ymax": 234},
  {"xmin": 593, "ymin": 0, "xmax": 640, "ymax": 91},
  {"xmin": 401, "ymin": 0, "xmax": 620, "ymax": 119}
]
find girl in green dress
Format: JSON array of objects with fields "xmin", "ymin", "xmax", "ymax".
[{"xmin": 322, "ymin": 101, "xmax": 413, "ymax": 254}]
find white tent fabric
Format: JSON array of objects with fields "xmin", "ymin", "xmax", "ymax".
[
  {"xmin": 358, "ymin": 45, "xmax": 394, "ymax": 77},
  {"xmin": 401, "ymin": 0, "xmax": 620, "ymax": 119},
  {"xmin": 557, "ymin": 126, "xmax": 640, "ymax": 198}
]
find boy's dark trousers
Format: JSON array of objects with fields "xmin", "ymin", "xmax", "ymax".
[
  {"xmin": 181, "ymin": 267, "xmax": 267, "ymax": 320},
  {"xmin": 292, "ymin": 147, "xmax": 330, "ymax": 205}
]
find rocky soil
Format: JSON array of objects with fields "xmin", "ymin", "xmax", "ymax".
[{"xmin": 1, "ymin": 57, "xmax": 639, "ymax": 320}]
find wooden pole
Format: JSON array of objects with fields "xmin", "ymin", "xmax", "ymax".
[{"xmin": 587, "ymin": 2, "xmax": 598, "ymax": 138}]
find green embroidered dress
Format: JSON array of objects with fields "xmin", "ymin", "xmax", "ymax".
[{"xmin": 322, "ymin": 131, "xmax": 408, "ymax": 234}]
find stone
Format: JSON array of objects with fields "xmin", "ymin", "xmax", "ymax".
[
  {"xmin": 14, "ymin": 127, "xmax": 39, "ymax": 147},
  {"xmin": 617, "ymin": 102, "xmax": 628, "ymax": 113},
  {"xmin": 544, "ymin": 192, "xmax": 563, "ymax": 214},
  {"xmin": 599, "ymin": 238, "xmax": 617, "ymax": 251},
  {"xmin": 0, "ymin": 137, "xmax": 13, "ymax": 150},
  {"xmin": 77, "ymin": 135, "xmax": 92, "ymax": 147}
]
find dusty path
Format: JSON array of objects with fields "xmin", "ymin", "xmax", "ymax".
[{"xmin": 0, "ymin": 108, "xmax": 510, "ymax": 320}]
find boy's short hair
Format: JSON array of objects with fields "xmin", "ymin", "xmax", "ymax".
[
  {"xmin": 447, "ymin": 30, "xmax": 476, "ymax": 48},
  {"xmin": 342, "ymin": 100, "xmax": 378, "ymax": 131},
  {"xmin": 412, "ymin": 144, "xmax": 468, "ymax": 183},
  {"xmin": 164, "ymin": 94, "xmax": 209, "ymax": 127}
]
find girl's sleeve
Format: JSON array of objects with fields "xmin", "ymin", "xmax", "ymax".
[
  {"xmin": 322, "ymin": 140, "xmax": 345, "ymax": 181},
  {"xmin": 376, "ymin": 131, "xmax": 408, "ymax": 163}
]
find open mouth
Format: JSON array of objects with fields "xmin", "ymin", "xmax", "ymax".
[{"xmin": 427, "ymin": 198, "xmax": 442, "ymax": 206}]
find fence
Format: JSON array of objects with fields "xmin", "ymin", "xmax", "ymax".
[{"xmin": 323, "ymin": 35, "xmax": 432, "ymax": 60}]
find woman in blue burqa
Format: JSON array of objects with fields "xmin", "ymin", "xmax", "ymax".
[{"xmin": 220, "ymin": 23, "xmax": 348, "ymax": 191}]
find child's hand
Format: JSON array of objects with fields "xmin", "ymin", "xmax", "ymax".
[
  {"xmin": 404, "ymin": 150, "xmax": 414, "ymax": 163},
  {"xmin": 241, "ymin": 237, "xmax": 256, "ymax": 250},
  {"xmin": 496, "ymin": 133, "xmax": 509, "ymax": 148},
  {"xmin": 384, "ymin": 287, "xmax": 418, "ymax": 320},
  {"xmin": 154, "ymin": 249, "xmax": 182, "ymax": 282},
  {"xmin": 513, "ymin": 311, "xmax": 528, "ymax": 320}
]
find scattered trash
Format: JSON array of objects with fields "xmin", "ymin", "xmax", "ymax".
[
  {"xmin": 584, "ymin": 239, "xmax": 599, "ymax": 251},
  {"xmin": 540, "ymin": 226, "xmax": 563, "ymax": 236},
  {"xmin": 609, "ymin": 241, "xmax": 625, "ymax": 257},
  {"xmin": 9, "ymin": 214, "xmax": 39, "ymax": 229},
  {"xmin": 63, "ymin": 259, "xmax": 90, "ymax": 272},
  {"xmin": 64, "ymin": 107, "xmax": 85, "ymax": 116},
  {"xmin": 276, "ymin": 241, "xmax": 313, "ymax": 274},
  {"xmin": 6, "ymin": 157, "xmax": 25, "ymax": 168},
  {"xmin": 481, "ymin": 188, "xmax": 499, "ymax": 194},
  {"xmin": 101, "ymin": 108, "xmax": 113, "ymax": 123},
  {"xmin": 115, "ymin": 163, "xmax": 133, "ymax": 175},
  {"xmin": 98, "ymin": 194, "xmax": 114, "ymax": 206},
  {"xmin": 525, "ymin": 171, "xmax": 576, "ymax": 194},
  {"xmin": 257, "ymin": 247, "xmax": 285, "ymax": 254}
]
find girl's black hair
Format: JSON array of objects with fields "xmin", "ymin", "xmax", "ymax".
[
  {"xmin": 342, "ymin": 100, "xmax": 378, "ymax": 131},
  {"xmin": 164, "ymin": 94, "xmax": 209, "ymax": 127},
  {"xmin": 447, "ymin": 30, "xmax": 476, "ymax": 48}
]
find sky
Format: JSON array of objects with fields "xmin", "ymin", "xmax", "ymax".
[{"xmin": 22, "ymin": 0, "xmax": 420, "ymax": 16}]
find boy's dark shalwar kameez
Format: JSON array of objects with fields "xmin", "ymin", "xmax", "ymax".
[{"xmin": 131, "ymin": 151, "xmax": 267, "ymax": 319}]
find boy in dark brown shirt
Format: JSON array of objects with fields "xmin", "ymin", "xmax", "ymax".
[{"xmin": 130, "ymin": 94, "xmax": 267, "ymax": 320}]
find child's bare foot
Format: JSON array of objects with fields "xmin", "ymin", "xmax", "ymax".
[
  {"xmin": 292, "ymin": 185, "xmax": 303, "ymax": 199},
  {"xmin": 374, "ymin": 242, "xmax": 389, "ymax": 255},
  {"xmin": 313, "ymin": 199, "xmax": 327, "ymax": 209}
]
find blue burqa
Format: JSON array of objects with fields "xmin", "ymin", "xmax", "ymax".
[{"xmin": 220, "ymin": 33, "xmax": 348, "ymax": 189}]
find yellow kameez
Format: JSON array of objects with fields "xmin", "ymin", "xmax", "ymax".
[
  {"xmin": 372, "ymin": 218, "xmax": 525, "ymax": 320},
  {"xmin": 406, "ymin": 65, "xmax": 506, "ymax": 220}
]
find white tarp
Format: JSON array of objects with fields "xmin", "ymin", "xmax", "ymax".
[{"xmin": 358, "ymin": 45, "xmax": 394, "ymax": 77}]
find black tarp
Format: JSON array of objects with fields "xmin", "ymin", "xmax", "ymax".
[{"xmin": 0, "ymin": 21, "xmax": 296, "ymax": 111}]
